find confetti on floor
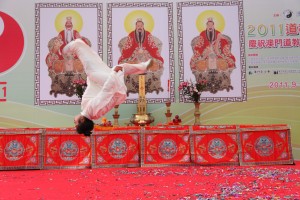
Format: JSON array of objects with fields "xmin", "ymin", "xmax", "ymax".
[{"xmin": 0, "ymin": 162, "xmax": 299, "ymax": 199}]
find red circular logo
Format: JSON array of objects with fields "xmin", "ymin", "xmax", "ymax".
[{"xmin": 0, "ymin": 11, "xmax": 24, "ymax": 74}]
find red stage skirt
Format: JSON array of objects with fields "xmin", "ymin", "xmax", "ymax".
[{"xmin": 141, "ymin": 126, "xmax": 191, "ymax": 167}]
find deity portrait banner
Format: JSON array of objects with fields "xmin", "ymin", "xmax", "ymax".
[
  {"xmin": 34, "ymin": 3, "xmax": 102, "ymax": 105},
  {"xmin": 177, "ymin": 1, "xmax": 246, "ymax": 103},
  {"xmin": 107, "ymin": 2, "xmax": 175, "ymax": 104}
]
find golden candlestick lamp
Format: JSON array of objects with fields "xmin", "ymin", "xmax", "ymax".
[{"xmin": 130, "ymin": 74, "xmax": 154, "ymax": 126}]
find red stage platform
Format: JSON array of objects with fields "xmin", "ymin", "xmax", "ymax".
[{"xmin": 0, "ymin": 125, "xmax": 294, "ymax": 170}]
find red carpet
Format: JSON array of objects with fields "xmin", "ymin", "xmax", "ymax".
[{"xmin": 0, "ymin": 162, "xmax": 299, "ymax": 199}]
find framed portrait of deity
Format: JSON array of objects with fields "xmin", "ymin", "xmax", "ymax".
[
  {"xmin": 107, "ymin": 2, "xmax": 175, "ymax": 104},
  {"xmin": 177, "ymin": 0, "xmax": 246, "ymax": 103},
  {"xmin": 34, "ymin": 3, "xmax": 102, "ymax": 105}
]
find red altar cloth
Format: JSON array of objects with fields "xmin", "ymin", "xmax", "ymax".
[
  {"xmin": 190, "ymin": 125, "xmax": 239, "ymax": 165},
  {"xmin": 0, "ymin": 124, "xmax": 294, "ymax": 170},
  {"xmin": 0, "ymin": 128, "xmax": 42, "ymax": 170},
  {"xmin": 92, "ymin": 127, "xmax": 140, "ymax": 168},
  {"xmin": 141, "ymin": 126, "xmax": 191, "ymax": 167},
  {"xmin": 43, "ymin": 128, "xmax": 92, "ymax": 169},
  {"xmin": 238, "ymin": 125, "xmax": 294, "ymax": 166}
]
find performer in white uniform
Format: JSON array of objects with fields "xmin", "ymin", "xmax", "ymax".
[{"xmin": 63, "ymin": 39, "xmax": 153, "ymax": 136}]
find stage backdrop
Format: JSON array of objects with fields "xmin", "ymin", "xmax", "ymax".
[{"xmin": 0, "ymin": 0, "xmax": 299, "ymax": 159}]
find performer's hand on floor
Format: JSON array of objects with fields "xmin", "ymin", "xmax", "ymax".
[{"xmin": 114, "ymin": 66, "xmax": 123, "ymax": 73}]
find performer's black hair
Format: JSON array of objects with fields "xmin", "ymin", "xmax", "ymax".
[{"xmin": 76, "ymin": 116, "xmax": 94, "ymax": 136}]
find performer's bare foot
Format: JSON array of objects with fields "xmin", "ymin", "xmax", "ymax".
[{"xmin": 114, "ymin": 66, "xmax": 123, "ymax": 72}]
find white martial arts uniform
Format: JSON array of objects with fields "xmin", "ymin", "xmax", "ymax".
[{"xmin": 63, "ymin": 39, "xmax": 148, "ymax": 120}]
